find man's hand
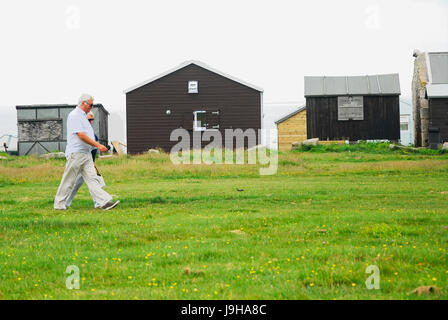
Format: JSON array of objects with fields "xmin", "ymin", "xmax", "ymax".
[
  {"xmin": 97, "ymin": 144, "xmax": 108, "ymax": 152},
  {"xmin": 77, "ymin": 132, "xmax": 108, "ymax": 152}
]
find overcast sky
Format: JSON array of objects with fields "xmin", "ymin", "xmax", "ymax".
[{"xmin": 1, "ymin": 0, "xmax": 447, "ymax": 141}]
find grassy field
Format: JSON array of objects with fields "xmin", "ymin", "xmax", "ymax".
[{"xmin": 1, "ymin": 144, "xmax": 448, "ymax": 300}]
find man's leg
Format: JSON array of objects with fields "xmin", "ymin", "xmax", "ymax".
[
  {"xmin": 87, "ymin": 176, "xmax": 102, "ymax": 208},
  {"xmin": 78, "ymin": 153, "xmax": 113, "ymax": 207},
  {"xmin": 54, "ymin": 153, "xmax": 83, "ymax": 210},
  {"xmin": 91, "ymin": 175, "xmax": 106, "ymax": 208},
  {"xmin": 65, "ymin": 174, "xmax": 85, "ymax": 208}
]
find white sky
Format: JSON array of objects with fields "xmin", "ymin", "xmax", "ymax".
[{"xmin": 1, "ymin": 0, "xmax": 447, "ymax": 144}]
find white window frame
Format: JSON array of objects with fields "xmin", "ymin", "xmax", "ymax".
[
  {"xmin": 193, "ymin": 110, "xmax": 206, "ymax": 131},
  {"xmin": 400, "ymin": 115, "xmax": 410, "ymax": 132},
  {"xmin": 188, "ymin": 81, "xmax": 198, "ymax": 94}
]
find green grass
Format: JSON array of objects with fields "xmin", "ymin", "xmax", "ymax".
[
  {"xmin": 1, "ymin": 147, "xmax": 448, "ymax": 300},
  {"xmin": 293, "ymin": 141, "xmax": 448, "ymax": 155}
]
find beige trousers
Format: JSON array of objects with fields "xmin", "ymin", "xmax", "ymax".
[{"xmin": 54, "ymin": 152, "xmax": 112, "ymax": 209}]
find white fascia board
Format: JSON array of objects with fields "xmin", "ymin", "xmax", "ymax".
[
  {"xmin": 425, "ymin": 52, "xmax": 433, "ymax": 84},
  {"xmin": 427, "ymin": 84, "xmax": 448, "ymax": 98}
]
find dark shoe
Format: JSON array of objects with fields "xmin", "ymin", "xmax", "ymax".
[{"xmin": 101, "ymin": 200, "xmax": 120, "ymax": 210}]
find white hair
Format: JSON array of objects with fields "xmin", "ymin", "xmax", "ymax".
[{"xmin": 78, "ymin": 94, "xmax": 94, "ymax": 107}]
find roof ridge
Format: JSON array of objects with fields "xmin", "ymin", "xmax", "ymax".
[
  {"xmin": 124, "ymin": 60, "xmax": 263, "ymax": 94},
  {"xmin": 275, "ymin": 105, "xmax": 307, "ymax": 124}
]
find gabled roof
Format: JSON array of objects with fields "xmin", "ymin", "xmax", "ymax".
[
  {"xmin": 304, "ymin": 74, "xmax": 401, "ymax": 97},
  {"xmin": 275, "ymin": 105, "xmax": 306, "ymax": 124},
  {"xmin": 124, "ymin": 60, "xmax": 263, "ymax": 94},
  {"xmin": 426, "ymin": 52, "xmax": 448, "ymax": 84},
  {"xmin": 425, "ymin": 52, "xmax": 448, "ymax": 98}
]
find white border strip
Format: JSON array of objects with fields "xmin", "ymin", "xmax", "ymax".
[{"xmin": 425, "ymin": 52, "xmax": 433, "ymax": 84}]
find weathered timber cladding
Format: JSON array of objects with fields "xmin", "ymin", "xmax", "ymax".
[
  {"xmin": 429, "ymin": 98, "xmax": 448, "ymax": 142},
  {"xmin": 306, "ymin": 96, "xmax": 400, "ymax": 141},
  {"xmin": 277, "ymin": 110, "xmax": 307, "ymax": 151},
  {"xmin": 126, "ymin": 64, "xmax": 262, "ymax": 154}
]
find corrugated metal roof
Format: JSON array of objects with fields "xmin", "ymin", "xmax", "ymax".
[
  {"xmin": 275, "ymin": 105, "xmax": 306, "ymax": 124},
  {"xmin": 427, "ymin": 52, "xmax": 448, "ymax": 84},
  {"xmin": 304, "ymin": 74, "xmax": 401, "ymax": 97},
  {"xmin": 426, "ymin": 84, "xmax": 448, "ymax": 98},
  {"xmin": 124, "ymin": 60, "xmax": 263, "ymax": 94}
]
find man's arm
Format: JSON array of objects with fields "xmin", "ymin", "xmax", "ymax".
[{"xmin": 77, "ymin": 132, "xmax": 108, "ymax": 152}]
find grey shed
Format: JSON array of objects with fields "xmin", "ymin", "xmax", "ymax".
[{"xmin": 16, "ymin": 104, "xmax": 109, "ymax": 156}]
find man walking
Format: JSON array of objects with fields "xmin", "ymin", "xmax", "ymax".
[
  {"xmin": 65, "ymin": 111, "xmax": 104, "ymax": 208},
  {"xmin": 54, "ymin": 94, "xmax": 119, "ymax": 210}
]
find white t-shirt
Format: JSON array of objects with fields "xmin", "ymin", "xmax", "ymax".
[{"xmin": 65, "ymin": 107, "xmax": 96, "ymax": 157}]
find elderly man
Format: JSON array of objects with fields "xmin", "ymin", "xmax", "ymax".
[
  {"xmin": 65, "ymin": 111, "xmax": 103, "ymax": 208},
  {"xmin": 54, "ymin": 94, "xmax": 119, "ymax": 210}
]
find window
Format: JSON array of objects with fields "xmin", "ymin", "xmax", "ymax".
[
  {"xmin": 193, "ymin": 111, "xmax": 207, "ymax": 131},
  {"xmin": 338, "ymin": 96, "xmax": 364, "ymax": 121},
  {"xmin": 188, "ymin": 81, "xmax": 198, "ymax": 94},
  {"xmin": 189, "ymin": 110, "xmax": 220, "ymax": 131},
  {"xmin": 400, "ymin": 115, "xmax": 410, "ymax": 131}
]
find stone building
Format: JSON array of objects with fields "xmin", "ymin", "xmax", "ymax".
[{"xmin": 412, "ymin": 50, "xmax": 448, "ymax": 147}]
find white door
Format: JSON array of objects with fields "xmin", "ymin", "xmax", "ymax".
[{"xmin": 400, "ymin": 115, "xmax": 411, "ymax": 146}]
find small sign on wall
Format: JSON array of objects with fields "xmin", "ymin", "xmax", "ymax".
[
  {"xmin": 188, "ymin": 81, "xmax": 198, "ymax": 94},
  {"xmin": 338, "ymin": 96, "xmax": 364, "ymax": 121}
]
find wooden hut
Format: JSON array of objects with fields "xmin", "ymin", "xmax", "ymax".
[
  {"xmin": 304, "ymin": 74, "xmax": 401, "ymax": 142},
  {"xmin": 124, "ymin": 60, "xmax": 263, "ymax": 154},
  {"xmin": 275, "ymin": 106, "xmax": 307, "ymax": 151}
]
